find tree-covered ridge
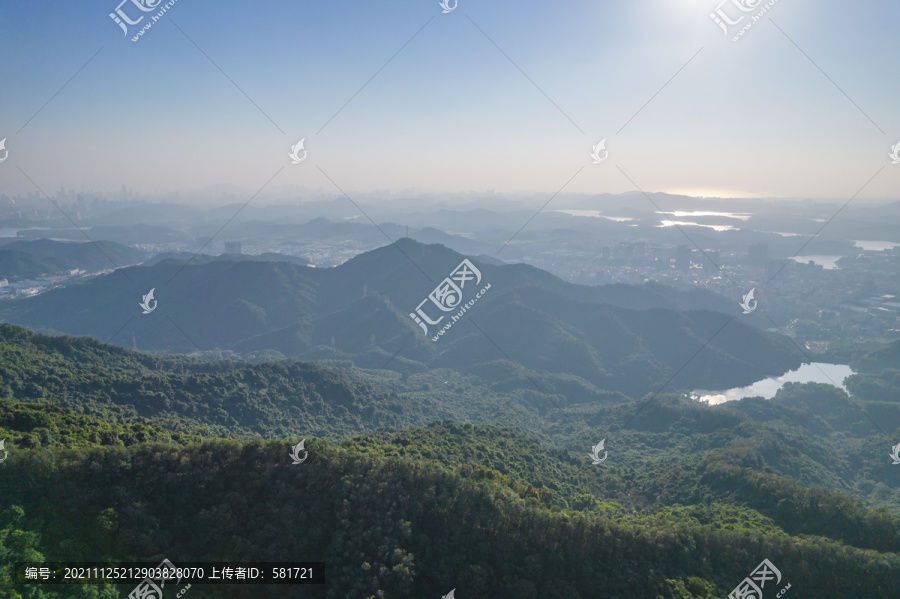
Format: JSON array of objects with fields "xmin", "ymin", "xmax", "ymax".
[
  {"xmin": 845, "ymin": 339, "xmax": 900, "ymax": 432},
  {"xmin": 0, "ymin": 238, "xmax": 150, "ymax": 281},
  {"xmin": 1, "ymin": 323, "xmax": 899, "ymax": 597},
  {"xmin": 852, "ymin": 338, "xmax": 900, "ymax": 375},
  {"xmin": 342, "ymin": 420, "xmax": 900, "ymax": 553},
  {"xmin": 0, "ymin": 324, "xmax": 438, "ymax": 439},
  {"xmin": 0, "ymin": 240, "xmax": 805, "ymax": 398},
  {"xmin": 0, "ymin": 325, "xmax": 633, "ymax": 444},
  {"xmin": 1, "ymin": 440, "xmax": 898, "ymax": 599},
  {"xmin": 2, "ymin": 323, "xmax": 897, "ymax": 522},
  {"xmin": 0, "ymin": 401, "xmax": 210, "ymax": 449},
  {"xmin": 344, "ymin": 361, "xmax": 900, "ymax": 512}
]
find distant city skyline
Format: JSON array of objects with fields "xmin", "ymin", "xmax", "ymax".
[{"xmin": 1, "ymin": 0, "xmax": 898, "ymax": 200}]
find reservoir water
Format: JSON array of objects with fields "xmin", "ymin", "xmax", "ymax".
[
  {"xmin": 790, "ymin": 255, "xmax": 841, "ymax": 269},
  {"xmin": 692, "ymin": 362, "xmax": 855, "ymax": 405},
  {"xmin": 853, "ymin": 240, "xmax": 900, "ymax": 251},
  {"xmin": 551, "ymin": 209, "xmax": 635, "ymax": 222}
]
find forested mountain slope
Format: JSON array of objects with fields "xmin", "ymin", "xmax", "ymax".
[
  {"xmin": 0, "ymin": 239, "xmax": 149, "ymax": 280},
  {"xmin": 0, "ymin": 240, "xmax": 802, "ymax": 398},
  {"xmin": 1, "ymin": 439, "xmax": 899, "ymax": 599},
  {"xmin": 1, "ymin": 325, "xmax": 898, "ymax": 597}
]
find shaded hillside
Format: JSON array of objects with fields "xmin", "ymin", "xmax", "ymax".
[
  {"xmin": 0, "ymin": 241, "xmax": 802, "ymax": 398},
  {"xmin": 845, "ymin": 339, "xmax": 900, "ymax": 427},
  {"xmin": 10, "ymin": 223, "xmax": 192, "ymax": 245},
  {"xmin": 141, "ymin": 251, "xmax": 311, "ymax": 267},
  {"xmin": 0, "ymin": 239, "xmax": 149, "ymax": 281}
]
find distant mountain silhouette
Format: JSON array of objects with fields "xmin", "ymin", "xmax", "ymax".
[
  {"xmin": 0, "ymin": 238, "xmax": 150, "ymax": 280},
  {"xmin": 142, "ymin": 251, "xmax": 311, "ymax": 267},
  {"xmin": 0, "ymin": 239, "xmax": 801, "ymax": 397},
  {"xmin": 10, "ymin": 224, "xmax": 192, "ymax": 245}
]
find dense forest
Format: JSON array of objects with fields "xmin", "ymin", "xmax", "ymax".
[
  {"xmin": 0, "ymin": 325, "xmax": 898, "ymax": 597},
  {"xmin": 0, "ymin": 438, "xmax": 898, "ymax": 598}
]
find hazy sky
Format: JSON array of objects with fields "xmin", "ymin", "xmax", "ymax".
[{"xmin": 1, "ymin": 0, "xmax": 898, "ymax": 201}]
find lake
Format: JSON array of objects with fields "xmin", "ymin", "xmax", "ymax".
[
  {"xmin": 551, "ymin": 209, "xmax": 635, "ymax": 222},
  {"xmin": 791, "ymin": 255, "xmax": 841, "ymax": 269},
  {"xmin": 692, "ymin": 362, "xmax": 855, "ymax": 405},
  {"xmin": 854, "ymin": 240, "xmax": 900, "ymax": 251},
  {"xmin": 657, "ymin": 220, "xmax": 737, "ymax": 232},
  {"xmin": 654, "ymin": 210, "xmax": 752, "ymax": 220}
]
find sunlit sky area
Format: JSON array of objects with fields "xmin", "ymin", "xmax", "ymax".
[{"xmin": 1, "ymin": 0, "xmax": 898, "ymax": 200}]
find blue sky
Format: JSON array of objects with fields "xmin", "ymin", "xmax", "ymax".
[{"xmin": 0, "ymin": 0, "xmax": 898, "ymax": 201}]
